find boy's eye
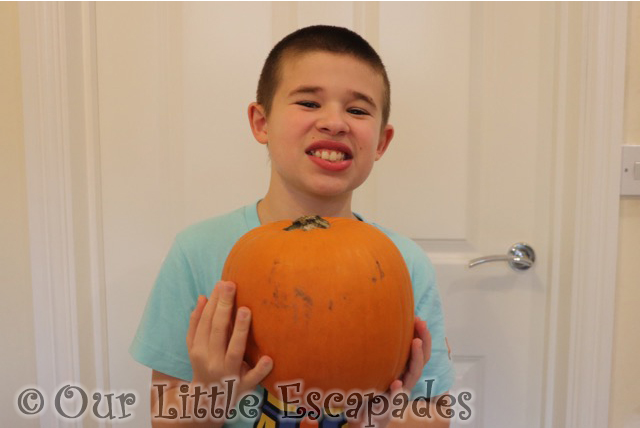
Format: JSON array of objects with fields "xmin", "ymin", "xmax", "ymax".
[
  {"xmin": 297, "ymin": 101, "xmax": 319, "ymax": 108},
  {"xmin": 295, "ymin": 102, "xmax": 370, "ymax": 116},
  {"xmin": 348, "ymin": 108, "xmax": 369, "ymax": 116}
]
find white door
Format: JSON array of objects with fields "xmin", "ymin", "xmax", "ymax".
[
  {"xmin": 365, "ymin": 3, "xmax": 554, "ymax": 427},
  {"xmin": 27, "ymin": 2, "xmax": 605, "ymax": 428}
]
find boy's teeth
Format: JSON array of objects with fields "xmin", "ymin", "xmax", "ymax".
[{"xmin": 310, "ymin": 150, "xmax": 346, "ymax": 162}]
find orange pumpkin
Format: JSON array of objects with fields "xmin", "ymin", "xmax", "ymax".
[{"xmin": 221, "ymin": 215, "xmax": 414, "ymax": 396}]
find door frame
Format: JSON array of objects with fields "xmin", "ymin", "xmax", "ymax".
[
  {"xmin": 540, "ymin": 3, "xmax": 627, "ymax": 427},
  {"xmin": 18, "ymin": 2, "xmax": 627, "ymax": 427}
]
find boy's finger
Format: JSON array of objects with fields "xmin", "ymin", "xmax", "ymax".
[
  {"xmin": 241, "ymin": 356, "xmax": 273, "ymax": 391},
  {"xmin": 402, "ymin": 338, "xmax": 424, "ymax": 391},
  {"xmin": 388, "ymin": 380, "xmax": 404, "ymax": 418},
  {"xmin": 414, "ymin": 318, "xmax": 430, "ymax": 362},
  {"xmin": 414, "ymin": 317, "xmax": 426, "ymax": 339},
  {"xmin": 423, "ymin": 322, "xmax": 432, "ymax": 363},
  {"xmin": 187, "ymin": 295, "xmax": 207, "ymax": 350},
  {"xmin": 209, "ymin": 281, "xmax": 236, "ymax": 355},
  {"xmin": 389, "ymin": 379, "xmax": 404, "ymax": 398},
  {"xmin": 193, "ymin": 285, "xmax": 220, "ymax": 347},
  {"xmin": 225, "ymin": 307, "xmax": 251, "ymax": 373}
]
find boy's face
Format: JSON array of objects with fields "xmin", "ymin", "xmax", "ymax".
[{"xmin": 249, "ymin": 51, "xmax": 394, "ymax": 200}]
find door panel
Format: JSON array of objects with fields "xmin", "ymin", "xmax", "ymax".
[{"xmin": 374, "ymin": 1, "xmax": 470, "ymax": 240}]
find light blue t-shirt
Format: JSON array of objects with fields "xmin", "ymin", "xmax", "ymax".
[{"xmin": 130, "ymin": 202, "xmax": 455, "ymax": 425}]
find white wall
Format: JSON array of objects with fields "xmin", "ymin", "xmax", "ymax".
[
  {"xmin": 610, "ymin": 3, "xmax": 640, "ymax": 428},
  {"xmin": 0, "ymin": 2, "xmax": 38, "ymax": 427}
]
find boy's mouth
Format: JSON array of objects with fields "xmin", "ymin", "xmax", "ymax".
[
  {"xmin": 305, "ymin": 141, "xmax": 353, "ymax": 163},
  {"xmin": 307, "ymin": 149, "xmax": 351, "ymax": 163},
  {"xmin": 305, "ymin": 141, "xmax": 353, "ymax": 172}
]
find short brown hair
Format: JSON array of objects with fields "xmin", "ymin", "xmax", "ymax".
[{"xmin": 256, "ymin": 25, "xmax": 391, "ymax": 126}]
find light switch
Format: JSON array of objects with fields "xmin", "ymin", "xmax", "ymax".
[{"xmin": 621, "ymin": 146, "xmax": 640, "ymax": 196}]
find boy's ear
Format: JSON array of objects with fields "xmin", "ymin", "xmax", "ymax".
[
  {"xmin": 375, "ymin": 123, "xmax": 394, "ymax": 161},
  {"xmin": 248, "ymin": 102, "xmax": 268, "ymax": 145}
]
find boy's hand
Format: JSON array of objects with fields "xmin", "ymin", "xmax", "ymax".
[
  {"xmin": 401, "ymin": 316, "xmax": 431, "ymax": 391},
  {"xmin": 346, "ymin": 317, "xmax": 432, "ymax": 428},
  {"xmin": 186, "ymin": 280, "xmax": 273, "ymax": 399}
]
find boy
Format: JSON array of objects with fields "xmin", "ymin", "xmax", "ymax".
[{"xmin": 130, "ymin": 25, "xmax": 455, "ymax": 427}]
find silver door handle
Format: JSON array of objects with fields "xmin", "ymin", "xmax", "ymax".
[{"xmin": 468, "ymin": 243, "xmax": 536, "ymax": 271}]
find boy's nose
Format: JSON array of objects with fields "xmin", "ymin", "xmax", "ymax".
[{"xmin": 316, "ymin": 109, "xmax": 350, "ymax": 136}]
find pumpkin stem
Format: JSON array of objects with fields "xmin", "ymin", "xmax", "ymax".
[{"xmin": 284, "ymin": 215, "xmax": 331, "ymax": 231}]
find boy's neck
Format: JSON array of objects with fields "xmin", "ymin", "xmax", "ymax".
[{"xmin": 257, "ymin": 191, "xmax": 358, "ymax": 224}]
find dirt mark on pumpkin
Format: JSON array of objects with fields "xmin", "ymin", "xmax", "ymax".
[
  {"xmin": 294, "ymin": 287, "xmax": 313, "ymax": 306},
  {"xmin": 375, "ymin": 260, "xmax": 385, "ymax": 281},
  {"xmin": 270, "ymin": 283, "xmax": 290, "ymax": 309}
]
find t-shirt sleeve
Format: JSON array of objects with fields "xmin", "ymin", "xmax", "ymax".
[
  {"xmin": 129, "ymin": 237, "xmax": 199, "ymax": 381},
  {"xmin": 407, "ymin": 246, "xmax": 455, "ymax": 399}
]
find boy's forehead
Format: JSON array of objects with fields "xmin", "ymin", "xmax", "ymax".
[
  {"xmin": 277, "ymin": 51, "xmax": 384, "ymax": 99},
  {"xmin": 283, "ymin": 50, "xmax": 367, "ymax": 67}
]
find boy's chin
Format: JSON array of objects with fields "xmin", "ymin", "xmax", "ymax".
[
  {"xmin": 293, "ymin": 174, "xmax": 367, "ymax": 200},
  {"xmin": 305, "ymin": 183, "xmax": 358, "ymax": 199}
]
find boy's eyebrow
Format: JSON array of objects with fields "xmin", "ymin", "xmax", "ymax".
[{"xmin": 288, "ymin": 85, "xmax": 378, "ymax": 110}]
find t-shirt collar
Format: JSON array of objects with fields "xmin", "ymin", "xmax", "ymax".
[{"xmin": 250, "ymin": 199, "xmax": 365, "ymax": 227}]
